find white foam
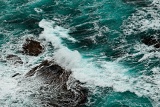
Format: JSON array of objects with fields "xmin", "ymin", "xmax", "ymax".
[
  {"xmin": 120, "ymin": 2, "xmax": 160, "ymax": 105},
  {"xmin": 39, "ymin": 19, "xmax": 76, "ymax": 49},
  {"xmin": 38, "ymin": 19, "xmax": 129, "ymax": 89},
  {"xmin": 1, "ymin": 17, "xmax": 160, "ymax": 106},
  {"xmin": 38, "ymin": 19, "xmax": 160, "ymax": 106},
  {"xmin": 0, "ymin": 19, "xmax": 160, "ymax": 107},
  {"xmin": 34, "ymin": 8, "xmax": 43, "ymax": 13},
  {"xmin": 0, "ymin": 33, "xmax": 50, "ymax": 106},
  {"xmin": 38, "ymin": 19, "xmax": 131, "ymax": 91},
  {"xmin": 0, "ymin": 62, "xmax": 38, "ymax": 106},
  {"xmin": 39, "ymin": 20, "xmax": 126, "ymax": 91},
  {"xmin": 115, "ymin": 43, "xmax": 160, "ymax": 104},
  {"xmin": 72, "ymin": 61, "xmax": 129, "ymax": 89},
  {"xmin": 130, "ymin": 43, "xmax": 160, "ymax": 62},
  {"xmin": 39, "ymin": 19, "xmax": 80, "ymax": 70},
  {"xmin": 122, "ymin": 0, "xmax": 160, "ymax": 35},
  {"xmin": 53, "ymin": 47, "xmax": 82, "ymax": 70}
]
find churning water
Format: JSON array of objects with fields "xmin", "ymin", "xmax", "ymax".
[{"xmin": 0, "ymin": 0, "xmax": 160, "ymax": 107}]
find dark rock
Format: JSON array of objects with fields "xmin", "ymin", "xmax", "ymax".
[
  {"xmin": 141, "ymin": 36, "xmax": 160, "ymax": 48},
  {"xmin": 22, "ymin": 38, "xmax": 43, "ymax": 56},
  {"xmin": 25, "ymin": 60, "xmax": 88, "ymax": 107},
  {"xmin": 6, "ymin": 54, "xmax": 23, "ymax": 64},
  {"xmin": 12, "ymin": 73, "xmax": 21, "ymax": 77}
]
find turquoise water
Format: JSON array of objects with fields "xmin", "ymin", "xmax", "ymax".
[{"xmin": 0, "ymin": 0, "xmax": 160, "ymax": 107}]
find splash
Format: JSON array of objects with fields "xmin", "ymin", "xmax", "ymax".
[{"xmin": 38, "ymin": 19, "xmax": 160, "ymax": 106}]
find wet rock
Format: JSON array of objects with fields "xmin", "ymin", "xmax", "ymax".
[
  {"xmin": 25, "ymin": 60, "xmax": 88, "ymax": 107},
  {"xmin": 6, "ymin": 54, "xmax": 23, "ymax": 64},
  {"xmin": 22, "ymin": 38, "xmax": 43, "ymax": 56},
  {"xmin": 141, "ymin": 36, "xmax": 160, "ymax": 48},
  {"xmin": 12, "ymin": 73, "xmax": 21, "ymax": 77}
]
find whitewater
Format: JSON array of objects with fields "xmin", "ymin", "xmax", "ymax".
[{"xmin": 0, "ymin": 0, "xmax": 160, "ymax": 107}]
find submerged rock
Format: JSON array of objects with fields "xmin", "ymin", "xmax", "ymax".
[
  {"xmin": 22, "ymin": 38, "xmax": 43, "ymax": 56},
  {"xmin": 25, "ymin": 60, "xmax": 88, "ymax": 107},
  {"xmin": 141, "ymin": 36, "xmax": 160, "ymax": 48},
  {"xmin": 6, "ymin": 54, "xmax": 23, "ymax": 64}
]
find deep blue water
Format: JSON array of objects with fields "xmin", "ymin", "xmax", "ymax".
[{"xmin": 0, "ymin": 0, "xmax": 160, "ymax": 107}]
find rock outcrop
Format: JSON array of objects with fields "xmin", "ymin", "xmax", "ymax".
[
  {"xmin": 141, "ymin": 36, "xmax": 160, "ymax": 48},
  {"xmin": 22, "ymin": 38, "xmax": 43, "ymax": 56},
  {"xmin": 25, "ymin": 60, "xmax": 88, "ymax": 107}
]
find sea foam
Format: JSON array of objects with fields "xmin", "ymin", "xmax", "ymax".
[
  {"xmin": 122, "ymin": 0, "xmax": 160, "ymax": 35},
  {"xmin": 38, "ymin": 19, "xmax": 160, "ymax": 106}
]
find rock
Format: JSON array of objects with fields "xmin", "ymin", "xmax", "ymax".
[
  {"xmin": 12, "ymin": 73, "xmax": 21, "ymax": 77},
  {"xmin": 141, "ymin": 36, "xmax": 160, "ymax": 48},
  {"xmin": 22, "ymin": 38, "xmax": 43, "ymax": 56},
  {"xmin": 6, "ymin": 54, "xmax": 23, "ymax": 64},
  {"xmin": 25, "ymin": 60, "xmax": 88, "ymax": 107}
]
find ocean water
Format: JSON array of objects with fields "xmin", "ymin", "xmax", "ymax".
[{"xmin": 0, "ymin": 0, "xmax": 160, "ymax": 107}]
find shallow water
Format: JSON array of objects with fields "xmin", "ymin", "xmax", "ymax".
[{"xmin": 0, "ymin": 0, "xmax": 160, "ymax": 107}]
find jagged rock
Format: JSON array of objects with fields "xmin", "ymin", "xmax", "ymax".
[
  {"xmin": 22, "ymin": 38, "xmax": 43, "ymax": 56},
  {"xmin": 141, "ymin": 36, "xmax": 160, "ymax": 48},
  {"xmin": 6, "ymin": 54, "xmax": 23, "ymax": 64},
  {"xmin": 25, "ymin": 60, "xmax": 88, "ymax": 107}
]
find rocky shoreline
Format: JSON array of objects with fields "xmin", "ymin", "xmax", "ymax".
[{"xmin": 5, "ymin": 38, "xmax": 88, "ymax": 107}]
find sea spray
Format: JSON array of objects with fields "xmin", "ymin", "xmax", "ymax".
[
  {"xmin": 0, "ymin": 0, "xmax": 159, "ymax": 106},
  {"xmin": 38, "ymin": 19, "xmax": 160, "ymax": 106}
]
